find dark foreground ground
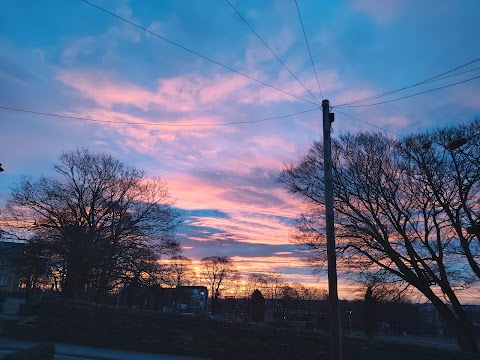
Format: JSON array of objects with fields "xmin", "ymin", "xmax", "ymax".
[
  {"xmin": 1, "ymin": 300, "xmax": 478, "ymax": 360},
  {"xmin": 0, "ymin": 336, "xmax": 206, "ymax": 360}
]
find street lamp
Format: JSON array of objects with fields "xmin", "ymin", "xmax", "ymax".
[{"xmin": 347, "ymin": 310, "xmax": 353, "ymax": 335}]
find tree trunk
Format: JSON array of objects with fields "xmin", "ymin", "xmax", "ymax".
[
  {"xmin": 211, "ymin": 296, "xmax": 218, "ymax": 315},
  {"xmin": 430, "ymin": 295, "xmax": 478, "ymax": 352},
  {"xmin": 62, "ymin": 257, "xmax": 85, "ymax": 299}
]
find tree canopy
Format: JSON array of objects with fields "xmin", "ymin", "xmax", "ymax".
[
  {"xmin": 279, "ymin": 119, "xmax": 480, "ymax": 352},
  {"xmin": 162, "ymin": 255, "xmax": 197, "ymax": 287},
  {"xmin": 200, "ymin": 256, "xmax": 240, "ymax": 314},
  {"xmin": 2, "ymin": 148, "xmax": 181, "ymax": 300}
]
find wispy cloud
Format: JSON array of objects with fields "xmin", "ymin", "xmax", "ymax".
[
  {"xmin": 349, "ymin": 0, "xmax": 406, "ymax": 24},
  {"xmin": 56, "ymin": 67, "xmax": 315, "ymax": 113}
]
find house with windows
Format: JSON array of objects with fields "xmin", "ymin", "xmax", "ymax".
[
  {"xmin": 175, "ymin": 286, "xmax": 208, "ymax": 314},
  {"xmin": 0, "ymin": 239, "xmax": 26, "ymax": 293}
]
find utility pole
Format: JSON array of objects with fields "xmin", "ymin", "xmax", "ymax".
[{"xmin": 322, "ymin": 99, "xmax": 342, "ymax": 360}]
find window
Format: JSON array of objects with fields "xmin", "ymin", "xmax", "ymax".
[
  {"xmin": 0, "ymin": 259, "xmax": 10, "ymax": 269},
  {"xmin": 0, "ymin": 277, "xmax": 7, "ymax": 286}
]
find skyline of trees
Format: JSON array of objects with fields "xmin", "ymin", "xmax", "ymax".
[{"xmin": 2, "ymin": 132, "xmax": 478, "ymax": 301}]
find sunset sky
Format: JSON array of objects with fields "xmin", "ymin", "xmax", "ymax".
[{"xmin": 1, "ymin": 0, "xmax": 480, "ymax": 299}]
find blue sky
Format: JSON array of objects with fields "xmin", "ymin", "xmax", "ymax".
[{"xmin": 1, "ymin": 0, "xmax": 480, "ymax": 297}]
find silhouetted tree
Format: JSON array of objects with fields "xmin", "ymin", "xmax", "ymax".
[
  {"xmin": 163, "ymin": 255, "xmax": 196, "ymax": 287},
  {"xmin": 399, "ymin": 119, "xmax": 480, "ymax": 280},
  {"xmin": 363, "ymin": 284, "xmax": 376, "ymax": 340},
  {"xmin": 279, "ymin": 121, "xmax": 480, "ymax": 352},
  {"xmin": 251, "ymin": 289, "xmax": 265, "ymax": 322},
  {"xmin": 246, "ymin": 272, "xmax": 285, "ymax": 301},
  {"xmin": 277, "ymin": 283, "xmax": 327, "ymax": 315},
  {"xmin": 2, "ymin": 149, "xmax": 180, "ymax": 300},
  {"xmin": 279, "ymin": 284, "xmax": 300, "ymax": 315},
  {"xmin": 200, "ymin": 256, "xmax": 239, "ymax": 314},
  {"xmin": 16, "ymin": 240, "xmax": 50, "ymax": 291}
]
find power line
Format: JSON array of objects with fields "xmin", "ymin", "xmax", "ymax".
[
  {"xmin": 334, "ymin": 109, "xmax": 403, "ymax": 137},
  {"xmin": 225, "ymin": 0, "xmax": 321, "ymax": 104},
  {"xmin": 0, "ymin": 105, "xmax": 320, "ymax": 127},
  {"xmin": 422, "ymin": 66, "xmax": 480, "ymax": 83},
  {"xmin": 335, "ymin": 57, "xmax": 480, "ymax": 107},
  {"xmin": 294, "ymin": 0, "xmax": 324, "ymax": 100},
  {"xmin": 79, "ymin": 0, "xmax": 319, "ymax": 106},
  {"xmin": 334, "ymin": 74, "xmax": 480, "ymax": 108}
]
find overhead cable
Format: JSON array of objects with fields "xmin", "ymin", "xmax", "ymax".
[
  {"xmin": 334, "ymin": 109, "xmax": 403, "ymax": 137},
  {"xmin": 294, "ymin": 0, "xmax": 324, "ymax": 100},
  {"xmin": 225, "ymin": 0, "xmax": 321, "ymax": 104},
  {"xmin": 334, "ymin": 74, "xmax": 480, "ymax": 108},
  {"xmin": 0, "ymin": 105, "xmax": 320, "ymax": 127},
  {"xmin": 335, "ymin": 57, "xmax": 480, "ymax": 107},
  {"xmin": 79, "ymin": 0, "xmax": 319, "ymax": 106}
]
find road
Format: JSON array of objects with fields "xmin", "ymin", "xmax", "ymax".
[{"xmin": 0, "ymin": 337, "xmax": 208, "ymax": 360}]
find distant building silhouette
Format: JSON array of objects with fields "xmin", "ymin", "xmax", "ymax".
[{"xmin": 0, "ymin": 238, "xmax": 26, "ymax": 293}]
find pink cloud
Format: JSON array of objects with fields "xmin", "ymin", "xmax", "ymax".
[
  {"xmin": 199, "ymin": 75, "xmax": 250, "ymax": 103},
  {"xmin": 62, "ymin": 36, "xmax": 103, "ymax": 62},
  {"xmin": 449, "ymin": 84, "xmax": 480, "ymax": 109},
  {"xmin": 237, "ymin": 68, "xmax": 338, "ymax": 106},
  {"xmin": 331, "ymin": 88, "xmax": 377, "ymax": 107},
  {"xmin": 54, "ymin": 69, "xmax": 318, "ymax": 253},
  {"xmin": 57, "ymin": 69, "xmax": 155, "ymax": 111},
  {"xmin": 380, "ymin": 115, "xmax": 410, "ymax": 127},
  {"xmin": 187, "ymin": 212, "xmax": 291, "ymax": 245},
  {"xmin": 56, "ymin": 64, "xmax": 337, "ymax": 119},
  {"xmin": 230, "ymin": 255, "xmax": 307, "ymax": 272},
  {"xmin": 170, "ymin": 188, "xmax": 302, "ymax": 247},
  {"xmin": 58, "ymin": 108, "xmax": 310, "ymax": 180},
  {"xmin": 238, "ymin": 77, "xmax": 313, "ymax": 105},
  {"xmin": 61, "ymin": 107, "xmax": 222, "ymax": 129},
  {"xmin": 248, "ymin": 135, "xmax": 297, "ymax": 154},
  {"xmin": 57, "ymin": 68, "xmax": 282, "ymax": 113},
  {"xmin": 349, "ymin": 0, "xmax": 406, "ymax": 24}
]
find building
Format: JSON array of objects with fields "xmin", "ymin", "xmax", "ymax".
[
  {"xmin": 174, "ymin": 286, "xmax": 208, "ymax": 315},
  {"xmin": 0, "ymin": 239, "xmax": 26, "ymax": 293}
]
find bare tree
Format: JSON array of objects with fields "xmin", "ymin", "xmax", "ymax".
[
  {"xmin": 162, "ymin": 255, "xmax": 196, "ymax": 287},
  {"xmin": 2, "ymin": 148, "xmax": 180, "ymax": 301},
  {"xmin": 399, "ymin": 119, "xmax": 480, "ymax": 280},
  {"xmin": 279, "ymin": 125, "xmax": 479, "ymax": 352},
  {"xmin": 303, "ymin": 285, "xmax": 329, "ymax": 301},
  {"xmin": 358, "ymin": 272, "xmax": 411, "ymax": 339},
  {"xmin": 245, "ymin": 273, "xmax": 269, "ymax": 297},
  {"xmin": 264, "ymin": 272, "xmax": 285, "ymax": 301},
  {"xmin": 245, "ymin": 272, "xmax": 285, "ymax": 300},
  {"xmin": 200, "ymin": 256, "xmax": 240, "ymax": 314},
  {"xmin": 278, "ymin": 282, "xmax": 327, "ymax": 315},
  {"xmin": 359, "ymin": 273, "xmax": 410, "ymax": 304}
]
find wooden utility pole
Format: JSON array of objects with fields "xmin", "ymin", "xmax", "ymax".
[{"xmin": 322, "ymin": 99, "xmax": 342, "ymax": 360}]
